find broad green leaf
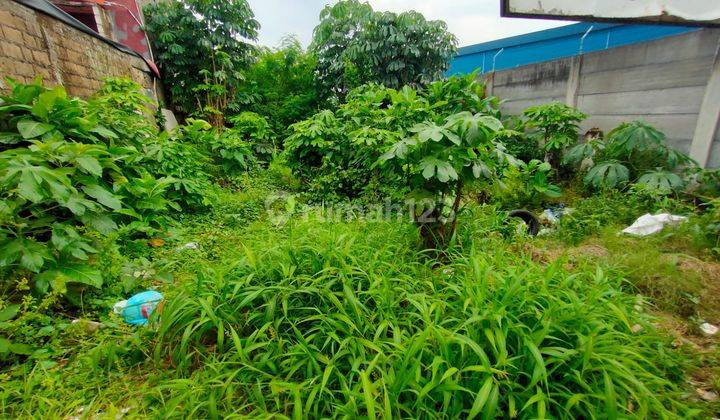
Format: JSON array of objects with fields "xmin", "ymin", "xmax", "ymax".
[
  {"xmin": 584, "ymin": 161, "xmax": 629, "ymax": 189},
  {"xmin": 563, "ymin": 142, "xmax": 595, "ymax": 166},
  {"xmin": 0, "ymin": 132, "xmax": 23, "ymax": 144},
  {"xmin": 435, "ymin": 161, "xmax": 458, "ymax": 182},
  {"xmin": 35, "ymin": 263, "xmax": 103, "ymax": 292},
  {"xmin": 80, "ymin": 213, "xmax": 118, "ymax": 234},
  {"xmin": 20, "ymin": 250, "xmax": 45, "ymax": 273},
  {"xmin": 637, "ymin": 170, "xmax": 684, "ymax": 192},
  {"xmin": 9, "ymin": 343, "xmax": 33, "ymax": 355},
  {"xmin": 75, "ymin": 156, "xmax": 103, "ymax": 177},
  {"xmin": 0, "ymin": 304, "xmax": 20, "ymax": 322},
  {"xmin": 82, "ymin": 184, "xmax": 122, "ymax": 210},
  {"xmin": 57, "ymin": 193, "xmax": 93, "ymax": 215},
  {"xmin": 16, "ymin": 120, "xmax": 54, "ymax": 139},
  {"xmin": 0, "ymin": 239, "xmax": 22, "ymax": 267},
  {"xmin": 90, "ymin": 125, "xmax": 118, "ymax": 139},
  {"xmin": 1, "ymin": 239, "xmax": 49, "ymax": 273},
  {"xmin": 18, "ymin": 170, "xmax": 44, "ymax": 202},
  {"xmin": 0, "ymin": 337, "xmax": 10, "ymax": 354},
  {"xmin": 31, "ymin": 86, "xmax": 66, "ymax": 120}
]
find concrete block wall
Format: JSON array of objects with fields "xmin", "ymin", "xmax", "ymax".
[
  {"xmin": 486, "ymin": 28, "xmax": 720, "ymax": 168},
  {"xmin": 0, "ymin": 0, "xmax": 155, "ymax": 99}
]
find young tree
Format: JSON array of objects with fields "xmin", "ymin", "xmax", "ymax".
[
  {"xmin": 311, "ymin": 0, "xmax": 457, "ymax": 98},
  {"xmin": 380, "ymin": 112, "xmax": 506, "ymax": 249},
  {"xmin": 143, "ymin": 0, "xmax": 259, "ymax": 124}
]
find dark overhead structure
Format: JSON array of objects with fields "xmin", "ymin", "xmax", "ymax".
[{"xmin": 500, "ymin": 0, "xmax": 720, "ymax": 27}]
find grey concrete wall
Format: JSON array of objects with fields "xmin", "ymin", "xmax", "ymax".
[{"xmin": 486, "ymin": 28, "xmax": 720, "ymax": 168}]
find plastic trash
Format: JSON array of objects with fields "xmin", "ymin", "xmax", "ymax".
[
  {"xmin": 622, "ymin": 213, "xmax": 687, "ymax": 236},
  {"xmin": 117, "ymin": 291, "xmax": 164, "ymax": 326},
  {"xmin": 539, "ymin": 205, "xmax": 573, "ymax": 225},
  {"xmin": 540, "ymin": 209, "xmax": 560, "ymax": 224},
  {"xmin": 113, "ymin": 300, "xmax": 127, "ymax": 315},
  {"xmin": 700, "ymin": 322, "xmax": 718, "ymax": 336},
  {"xmin": 178, "ymin": 242, "xmax": 200, "ymax": 251}
]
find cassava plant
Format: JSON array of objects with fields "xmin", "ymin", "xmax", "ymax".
[
  {"xmin": 0, "ymin": 78, "xmax": 177, "ymax": 299},
  {"xmin": 284, "ymin": 77, "xmax": 497, "ymax": 202},
  {"xmin": 311, "ymin": 0, "xmax": 457, "ymax": 98},
  {"xmin": 523, "ymin": 102, "xmax": 585, "ymax": 167},
  {"xmin": 142, "ymin": 0, "xmax": 259, "ymax": 119},
  {"xmin": 380, "ymin": 111, "xmax": 506, "ymax": 249},
  {"xmin": 493, "ymin": 159, "xmax": 562, "ymax": 209},
  {"xmin": 564, "ymin": 121, "xmax": 693, "ymax": 193},
  {"xmin": 227, "ymin": 112, "xmax": 274, "ymax": 159}
]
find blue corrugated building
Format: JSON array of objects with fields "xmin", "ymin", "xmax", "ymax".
[{"xmin": 448, "ymin": 22, "xmax": 699, "ymax": 75}]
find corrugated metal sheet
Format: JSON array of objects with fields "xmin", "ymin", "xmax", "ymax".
[{"xmin": 448, "ymin": 22, "xmax": 699, "ymax": 75}]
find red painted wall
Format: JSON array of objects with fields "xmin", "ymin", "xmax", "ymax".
[{"xmin": 105, "ymin": 0, "xmax": 152, "ymax": 60}]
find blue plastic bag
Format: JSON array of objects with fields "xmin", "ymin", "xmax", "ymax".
[{"xmin": 121, "ymin": 291, "xmax": 163, "ymax": 325}]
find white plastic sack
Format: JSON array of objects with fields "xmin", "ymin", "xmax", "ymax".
[{"xmin": 622, "ymin": 213, "xmax": 687, "ymax": 236}]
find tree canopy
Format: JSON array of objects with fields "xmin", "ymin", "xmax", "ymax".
[
  {"xmin": 143, "ymin": 0, "xmax": 260, "ymax": 118},
  {"xmin": 311, "ymin": 0, "xmax": 457, "ymax": 98}
]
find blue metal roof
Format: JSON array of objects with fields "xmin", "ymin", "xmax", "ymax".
[{"xmin": 448, "ymin": 22, "xmax": 699, "ymax": 75}]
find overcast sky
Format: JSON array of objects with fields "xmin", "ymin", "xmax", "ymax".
[{"xmin": 246, "ymin": 0, "xmax": 573, "ymax": 49}]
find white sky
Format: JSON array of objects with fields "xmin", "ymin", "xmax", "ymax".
[{"xmin": 247, "ymin": 0, "xmax": 573, "ymax": 49}]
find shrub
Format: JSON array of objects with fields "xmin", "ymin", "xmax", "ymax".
[
  {"xmin": 145, "ymin": 129, "xmax": 215, "ymax": 210},
  {"xmin": 226, "ymin": 111, "xmax": 274, "ymax": 158},
  {"xmin": 523, "ymin": 102, "xmax": 586, "ymax": 167},
  {"xmin": 142, "ymin": 0, "xmax": 259, "ymax": 122},
  {"xmin": 380, "ymin": 111, "xmax": 506, "ymax": 248},
  {"xmin": 564, "ymin": 121, "xmax": 694, "ymax": 193},
  {"xmin": 285, "ymin": 78, "xmax": 499, "ymax": 203},
  {"xmin": 0, "ymin": 78, "xmax": 178, "ymax": 300},
  {"xmin": 235, "ymin": 36, "xmax": 320, "ymax": 139},
  {"xmin": 492, "ymin": 159, "xmax": 561, "ymax": 209}
]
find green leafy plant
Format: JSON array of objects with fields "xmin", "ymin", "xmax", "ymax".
[
  {"xmin": 210, "ymin": 130, "xmax": 256, "ymax": 174},
  {"xmin": 424, "ymin": 73, "xmax": 498, "ymax": 117},
  {"xmin": 583, "ymin": 160, "xmax": 630, "ymax": 189},
  {"xmin": 236, "ymin": 36, "xmax": 319, "ymax": 139},
  {"xmin": 565, "ymin": 121, "xmax": 693, "ymax": 193},
  {"xmin": 227, "ymin": 112, "xmax": 274, "ymax": 158},
  {"xmin": 144, "ymin": 129, "xmax": 215, "ymax": 210},
  {"xmin": 143, "ymin": 0, "xmax": 259, "ymax": 120},
  {"xmin": 523, "ymin": 102, "xmax": 586, "ymax": 166},
  {"xmin": 494, "ymin": 159, "xmax": 561, "ymax": 208},
  {"xmin": 285, "ymin": 77, "xmax": 499, "ymax": 203},
  {"xmin": 311, "ymin": 0, "xmax": 457, "ymax": 98},
  {"xmin": 0, "ymin": 79, "xmax": 177, "ymax": 299},
  {"xmin": 380, "ymin": 111, "xmax": 505, "ymax": 248},
  {"xmin": 149, "ymin": 216, "xmax": 692, "ymax": 418}
]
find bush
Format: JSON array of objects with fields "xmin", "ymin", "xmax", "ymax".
[
  {"xmin": 235, "ymin": 36, "xmax": 320, "ymax": 139},
  {"xmin": 491, "ymin": 159, "xmax": 561, "ymax": 209},
  {"xmin": 564, "ymin": 121, "xmax": 693, "ymax": 193},
  {"xmin": 142, "ymin": 0, "xmax": 259, "ymax": 121},
  {"xmin": 523, "ymin": 102, "xmax": 585, "ymax": 166},
  {"xmin": 226, "ymin": 112, "xmax": 274, "ymax": 159},
  {"xmin": 285, "ymin": 77, "xmax": 500, "ymax": 204},
  {"xmin": 0, "ymin": 78, "xmax": 180, "ymax": 301}
]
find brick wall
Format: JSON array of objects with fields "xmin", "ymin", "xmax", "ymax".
[{"xmin": 0, "ymin": 0, "xmax": 156, "ymax": 99}]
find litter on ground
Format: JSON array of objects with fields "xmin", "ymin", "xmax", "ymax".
[{"xmin": 622, "ymin": 213, "xmax": 688, "ymax": 236}]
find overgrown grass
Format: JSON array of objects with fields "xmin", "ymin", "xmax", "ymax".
[
  {"xmin": 145, "ymin": 214, "xmax": 693, "ymax": 418},
  {"xmin": 1, "ymin": 181, "xmax": 717, "ymax": 418}
]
